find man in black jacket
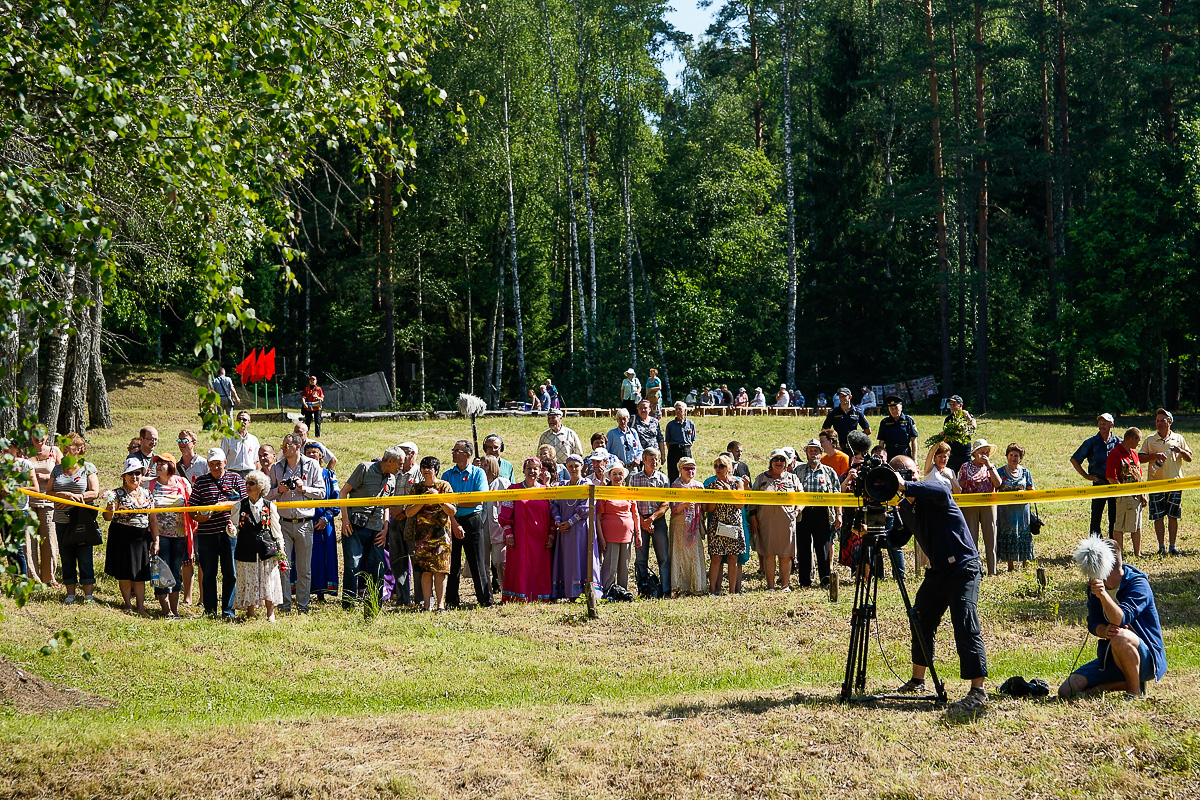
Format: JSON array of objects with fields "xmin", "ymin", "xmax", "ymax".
[{"xmin": 887, "ymin": 455, "xmax": 989, "ymax": 715}]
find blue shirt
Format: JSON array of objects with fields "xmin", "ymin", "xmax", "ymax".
[
  {"xmin": 442, "ymin": 464, "xmax": 487, "ymax": 516},
  {"xmin": 877, "ymin": 413, "xmax": 919, "ymax": 459},
  {"xmin": 894, "ymin": 480, "xmax": 978, "ymax": 571},
  {"xmin": 606, "ymin": 426, "xmax": 643, "ymax": 465},
  {"xmin": 1072, "ymin": 432, "xmax": 1118, "ymax": 480},
  {"xmin": 823, "ymin": 405, "xmax": 870, "ymax": 443},
  {"xmin": 1086, "ymin": 565, "xmax": 1167, "ymax": 681},
  {"xmin": 665, "ymin": 418, "xmax": 696, "ymax": 447}
]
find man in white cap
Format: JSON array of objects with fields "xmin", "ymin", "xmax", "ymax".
[
  {"xmin": 773, "ymin": 384, "xmax": 790, "ymax": 408},
  {"xmin": 1071, "ymin": 413, "xmax": 1119, "ymax": 539},
  {"xmin": 386, "ymin": 441, "xmax": 422, "ymax": 605},
  {"xmin": 1140, "ymin": 409, "xmax": 1193, "ymax": 555},
  {"xmin": 188, "ymin": 447, "xmax": 247, "ymax": 618},
  {"xmin": 621, "ymin": 368, "xmax": 642, "ymax": 417},
  {"xmin": 793, "ymin": 438, "xmax": 842, "ymax": 588},
  {"xmin": 538, "ymin": 408, "xmax": 584, "ymax": 462}
]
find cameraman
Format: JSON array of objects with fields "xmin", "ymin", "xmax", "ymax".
[{"xmin": 887, "ymin": 455, "xmax": 989, "ymax": 716}]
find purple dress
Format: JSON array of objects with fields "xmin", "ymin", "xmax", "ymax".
[{"xmin": 550, "ymin": 484, "xmax": 601, "ymax": 600}]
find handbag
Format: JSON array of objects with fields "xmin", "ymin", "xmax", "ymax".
[
  {"xmin": 715, "ymin": 521, "xmax": 742, "ymax": 539},
  {"xmin": 63, "ymin": 504, "xmax": 103, "ymax": 546},
  {"xmin": 1029, "ymin": 503, "xmax": 1044, "ymax": 536}
]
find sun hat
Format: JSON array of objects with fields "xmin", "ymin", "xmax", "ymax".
[
  {"xmin": 547, "ymin": 407, "xmax": 564, "ymax": 417},
  {"xmin": 969, "ymin": 439, "xmax": 996, "ymax": 456},
  {"xmin": 565, "ymin": 454, "xmax": 584, "ymax": 465},
  {"xmin": 121, "ymin": 456, "xmax": 146, "ymax": 475},
  {"xmin": 205, "ymin": 447, "xmax": 227, "ymax": 463},
  {"xmin": 589, "ymin": 448, "xmax": 610, "ymax": 461},
  {"xmin": 769, "ymin": 448, "xmax": 789, "ymax": 461},
  {"xmin": 625, "ymin": 368, "xmax": 636, "ymax": 376},
  {"xmin": 803, "ymin": 438, "xmax": 822, "ymax": 451}
]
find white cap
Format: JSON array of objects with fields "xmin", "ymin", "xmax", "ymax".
[
  {"xmin": 589, "ymin": 448, "xmax": 610, "ymax": 461},
  {"xmin": 205, "ymin": 447, "xmax": 226, "ymax": 463},
  {"xmin": 399, "ymin": 441, "xmax": 418, "ymax": 453},
  {"xmin": 1098, "ymin": 413, "xmax": 1115, "ymax": 423},
  {"xmin": 547, "ymin": 407, "xmax": 564, "ymax": 417},
  {"xmin": 121, "ymin": 457, "xmax": 146, "ymax": 475}
]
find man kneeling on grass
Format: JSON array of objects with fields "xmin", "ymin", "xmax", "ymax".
[{"xmin": 1058, "ymin": 540, "xmax": 1167, "ymax": 700}]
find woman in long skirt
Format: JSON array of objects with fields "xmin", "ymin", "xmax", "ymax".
[
  {"xmin": 303, "ymin": 442, "xmax": 340, "ymax": 600},
  {"xmin": 670, "ymin": 457, "xmax": 707, "ymax": 596},
  {"xmin": 500, "ymin": 458, "xmax": 554, "ymax": 603},
  {"xmin": 995, "ymin": 443, "xmax": 1036, "ymax": 571},
  {"xmin": 233, "ymin": 471, "xmax": 286, "ymax": 622},
  {"xmin": 551, "ymin": 455, "xmax": 600, "ymax": 600}
]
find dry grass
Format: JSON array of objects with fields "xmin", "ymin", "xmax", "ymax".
[{"xmin": 5, "ymin": 380, "xmax": 1198, "ymax": 797}]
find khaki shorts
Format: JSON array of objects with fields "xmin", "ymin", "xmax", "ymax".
[{"xmin": 1114, "ymin": 494, "xmax": 1143, "ymax": 534}]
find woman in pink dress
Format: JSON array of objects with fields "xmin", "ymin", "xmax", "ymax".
[{"xmin": 500, "ymin": 458, "xmax": 554, "ymax": 603}]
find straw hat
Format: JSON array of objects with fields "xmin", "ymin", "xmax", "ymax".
[{"xmin": 969, "ymin": 439, "xmax": 996, "ymax": 456}]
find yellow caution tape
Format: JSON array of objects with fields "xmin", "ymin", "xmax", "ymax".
[{"xmin": 17, "ymin": 475, "xmax": 1198, "ymax": 514}]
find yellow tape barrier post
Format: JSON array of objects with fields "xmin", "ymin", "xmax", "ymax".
[{"xmin": 17, "ymin": 475, "xmax": 1200, "ymax": 514}]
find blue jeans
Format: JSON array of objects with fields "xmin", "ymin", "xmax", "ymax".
[
  {"xmin": 887, "ymin": 546, "xmax": 906, "ymax": 581},
  {"xmin": 195, "ymin": 533, "xmax": 236, "ymax": 617},
  {"xmin": 342, "ymin": 527, "xmax": 385, "ymax": 608},
  {"xmin": 6, "ymin": 533, "xmax": 29, "ymax": 578},
  {"xmin": 155, "ymin": 537, "xmax": 187, "ymax": 596},
  {"xmin": 634, "ymin": 515, "xmax": 670, "ymax": 595}
]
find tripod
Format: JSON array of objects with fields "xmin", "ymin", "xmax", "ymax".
[{"xmin": 840, "ymin": 503, "xmax": 947, "ymax": 704}]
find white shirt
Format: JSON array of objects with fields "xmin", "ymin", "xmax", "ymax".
[
  {"xmin": 774, "ymin": 390, "xmax": 790, "ymax": 408},
  {"xmin": 221, "ymin": 432, "xmax": 261, "ymax": 471},
  {"xmin": 485, "ymin": 476, "xmax": 512, "ymax": 545}
]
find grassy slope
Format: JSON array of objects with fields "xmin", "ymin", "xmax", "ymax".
[{"xmin": 3, "ymin": 381, "xmax": 1199, "ymax": 797}]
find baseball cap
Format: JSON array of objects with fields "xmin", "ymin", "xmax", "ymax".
[
  {"xmin": 803, "ymin": 438, "xmax": 822, "ymax": 451},
  {"xmin": 399, "ymin": 441, "xmax": 419, "ymax": 453},
  {"xmin": 836, "ymin": 387, "xmax": 852, "ymax": 397},
  {"xmin": 1098, "ymin": 413, "xmax": 1115, "ymax": 423},
  {"xmin": 206, "ymin": 447, "xmax": 226, "ymax": 463},
  {"xmin": 1155, "ymin": 408, "xmax": 1174, "ymax": 422},
  {"xmin": 547, "ymin": 407, "xmax": 564, "ymax": 417},
  {"xmin": 589, "ymin": 448, "xmax": 610, "ymax": 461},
  {"xmin": 949, "ymin": 395, "xmax": 963, "ymax": 404},
  {"xmin": 152, "ymin": 452, "xmax": 177, "ymax": 466}
]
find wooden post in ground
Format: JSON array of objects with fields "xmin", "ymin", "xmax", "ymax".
[
  {"xmin": 829, "ymin": 569, "xmax": 838, "ymax": 602},
  {"xmin": 586, "ymin": 483, "xmax": 599, "ymax": 619},
  {"xmin": 1036, "ymin": 566, "xmax": 1047, "ymax": 591}
]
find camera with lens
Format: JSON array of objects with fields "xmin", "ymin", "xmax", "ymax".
[{"xmin": 284, "ymin": 476, "xmax": 301, "ymax": 491}]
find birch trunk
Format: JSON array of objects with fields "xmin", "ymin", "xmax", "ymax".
[
  {"xmin": 572, "ymin": 2, "xmax": 598, "ymax": 402},
  {"xmin": 781, "ymin": 0, "xmax": 797, "ymax": 387},
  {"xmin": 633, "ymin": 231, "xmax": 671, "ymax": 404},
  {"xmin": 18, "ymin": 299, "xmax": 40, "ymax": 421},
  {"xmin": 59, "ymin": 267, "xmax": 91, "ymax": 435},
  {"xmin": 925, "ymin": 0, "xmax": 953, "ymax": 397},
  {"xmin": 87, "ymin": 277, "xmax": 112, "ymax": 429},
  {"xmin": 502, "ymin": 76, "xmax": 528, "ymax": 401},
  {"xmin": 39, "ymin": 258, "xmax": 77, "ymax": 436},
  {"xmin": 622, "ymin": 155, "xmax": 637, "ymax": 372}
]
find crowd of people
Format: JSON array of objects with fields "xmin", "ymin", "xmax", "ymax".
[{"xmin": 4, "ymin": 385, "xmax": 1190, "ymax": 624}]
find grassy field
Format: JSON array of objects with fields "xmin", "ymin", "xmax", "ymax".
[{"xmin": 2, "ymin": 371, "xmax": 1199, "ymax": 797}]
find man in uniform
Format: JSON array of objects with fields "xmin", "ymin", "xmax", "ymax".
[
  {"xmin": 877, "ymin": 395, "xmax": 919, "ymax": 461},
  {"xmin": 822, "ymin": 387, "xmax": 871, "ymax": 454}
]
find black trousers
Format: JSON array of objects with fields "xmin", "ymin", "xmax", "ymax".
[
  {"xmin": 302, "ymin": 406, "xmax": 323, "ymax": 438},
  {"xmin": 795, "ymin": 509, "xmax": 832, "ymax": 586},
  {"xmin": 910, "ymin": 557, "xmax": 987, "ymax": 680},
  {"xmin": 1090, "ymin": 483, "xmax": 1115, "ymax": 537},
  {"xmin": 666, "ymin": 444, "xmax": 692, "ymax": 485},
  {"xmin": 387, "ymin": 518, "xmax": 421, "ymax": 606},
  {"xmin": 447, "ymin": 511, "xmax": 493, "ymax": 607}
]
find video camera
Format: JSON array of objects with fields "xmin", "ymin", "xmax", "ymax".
[{"xmin": 843, "ymin": 431, "xmax": 907, "ymax": 508}]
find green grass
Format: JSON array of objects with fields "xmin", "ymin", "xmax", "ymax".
[{"xmin": 3, "ymin": 394, "xmax": 1200, "ymax": 797}]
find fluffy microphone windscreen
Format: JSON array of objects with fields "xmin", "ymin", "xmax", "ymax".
[{"xmin": 1073, "ymin": 537, "xmax": 1115, "ymax": 582}]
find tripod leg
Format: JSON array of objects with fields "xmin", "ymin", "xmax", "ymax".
[
  {"xmin": 896, "ymin": 574, "xmax": 947, "ymax": 703},
  {"xmin": 840, "ymin": 560, "xmax": 871, "ymax": 701}
]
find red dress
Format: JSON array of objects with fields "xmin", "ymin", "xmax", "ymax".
[{"xmin": 499, "ymin": 484, "xmax": 554, "ymax": 603}]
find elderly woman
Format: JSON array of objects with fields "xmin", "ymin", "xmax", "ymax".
[
  {"xmin": 706, "ymin": 455, "xmax": 747, "ymax": 594},
  {"xmin": 47, "ymin": 433, "xmax": 99, "ymax": 603},
  {"xmin": 669, "ymin": 457, "xmax": 707, "ymax": 596},
  {"xmin": 596, "ymin": 464, "xmax": 639, "ymax": 591},
  {"xmin": 103, "ymin": 457, "xmax": 155, "ymax": 615},
  {"xmin": 500, "ymin": 458, "xmax": 555, "ymax": 602},
  {"xmin": 404, "ymin": 456, "xmax": 457, "ymax": 612},
  {"xmin": 551, "ymin": 455, "xmax": 600, "ymax": 600},
  {"xmin": 957, "ymin": 439, "xmax": 1002, "ymax": 576},
  {"xmin": 148, "ymin": 453, "xmax": 191, "ymax": 617},
  {"xmin": 27, "ymin": 425, "xmax": 63, "ymax": 586},
  {"xmin": 750, "ymin": 449, "xmax": 803, "ymax": 590},
  {"xmin": 996, "ymin": 443, "xmax": 1036, "ymax": 572},
  {"xmin": 231, "ymin": 470, "xmax": 286, "ymax": 621}
]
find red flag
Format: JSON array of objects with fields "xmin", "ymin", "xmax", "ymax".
[
  {"xmin": 235, "ymin": 349, "xmax": 257, "ymax": 384},
  {"xmin": 260, "ymin": 348, "xmax": 276, "ymax": 381}
]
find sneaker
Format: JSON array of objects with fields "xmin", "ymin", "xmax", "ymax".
[
  {"xmin": 82, "ymin": 595, "xmax": 95, "ymax": 603},
  {"xmin": 948, "ymin": 688, "xmax": 988, "ymax": 718},
  {"xmin": 896, "ymin": 678, "xmax": 926, "ymax": 695},
  {"xmin": 780, "ymin": 587, "xmax": 792, "ymax": 593},
  {"xmin": 64, "ymin": 595, "xmax": 76, "ymax": 605}
]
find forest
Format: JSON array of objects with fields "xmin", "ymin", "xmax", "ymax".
[{"xmin": 3, "ymin": 0, "xmax": 1199, "ymax": 435}]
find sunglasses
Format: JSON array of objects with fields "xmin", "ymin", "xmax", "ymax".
[
  {"xmin": 770, "ymin": 457, "xmax": 786, "ymax": 463},
  {"xmin": 714, "ymin": 464, "xmax": 728, "ymax": 470},
  {"xmin": 177, "ymin": 438, "xmax": 194, "ymax": 444}
]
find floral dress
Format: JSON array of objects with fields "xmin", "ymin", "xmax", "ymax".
[
  {"xmin": 706, "ymin": 478, "xmax": 747, "ymax": 558},
  {"xmin": 996, "ymin": 465, "xmax": 1035, "ymax": 562},
  {"xmin": 669, "ymin": 478, "xmax": 706, "ymax": 595},
  {"xmin": 410, "ymin": 480, "xmax": 453, "ymax": 575}
]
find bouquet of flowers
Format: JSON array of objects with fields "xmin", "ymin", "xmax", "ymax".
[{"xmin": 924, "ymin": 411, "xmax": 975, "ymax": 448}]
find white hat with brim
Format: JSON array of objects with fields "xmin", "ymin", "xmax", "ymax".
[
  {"xmin": 803, "ymin": 438, "xmax": 823, "ymax": 451},
  {"xmin": 769, "ymin": 448, "xmax": 789, "ymax": 461},
  {"xmin": 206, "ymin": 447, "xmax": 227, "ymax": 463},
  {"xmin": 969, "ymin": 439, "xmax": 996, "ymax": 456},
  {"xmin": 399, "ymin": 441, "xmax": 418, "ymax": 453},
  {"xmin": 589, "ymin": 448, "xmax": 610, "ymax": 461},
  {"xmin": 547, "ymin": 407, "xmax": 564, "ymax": 417},
  {"xmin": 121, "ymin": 456, "xmax": 146, "ymax": 475},
  {"xmin": 625, "ymin": 368, "xmax": 636, "ymax": 376}
]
